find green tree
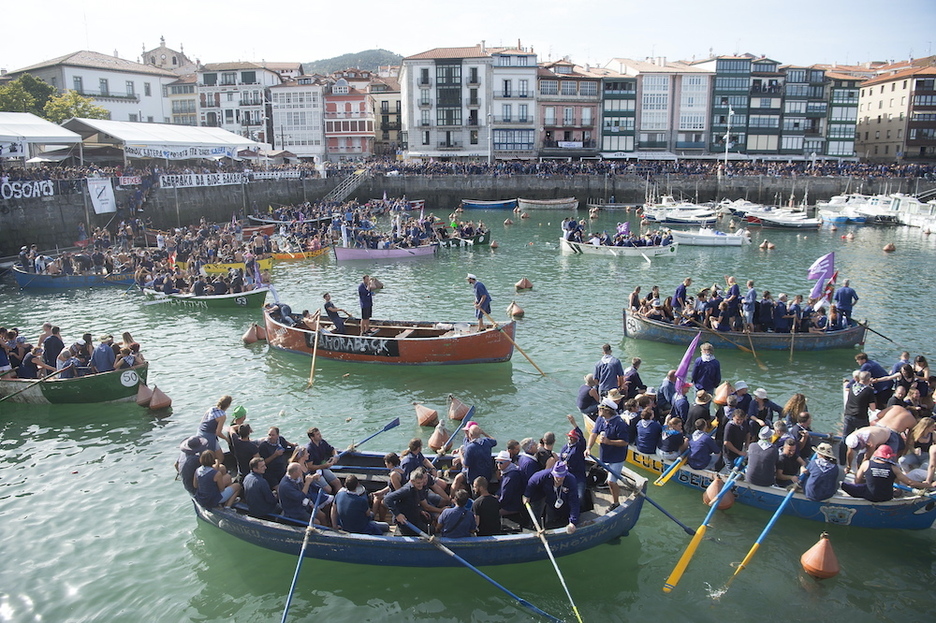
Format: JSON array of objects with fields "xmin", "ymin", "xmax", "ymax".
[
  {"xmin": 0, "ymin": 81, "xmax": 36, "ymax": 113},
  {"xmin": 43, "ymin": 90, "xmax": 110, "ymax": 123},
  {"xmin": 18, "ymin": 74, "xmax": 57, "ymax": 115}
]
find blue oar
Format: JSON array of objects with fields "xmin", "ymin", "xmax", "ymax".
[
  {"xmin": 335, "ymin": 417, "xmax": 401, "ymax": 462},
  {"xmin": 281, "ymin": 487, "xmax": 324, "ymax": 623},
  {"xmin": 432, "ymin": 406, "xmax": 474, "ymax": 466},
  {"xmin": 589, "ymin": 453, "xmax": 695, "ymax": 536},
  {"xmin": 895, "ymin": 483, "xmax": 936, "ymax": 499},
  {"xmin": 662, "ymin": 457, "xmax": 745, "ymax": 594},
  {"xmin": 403, "ymin": 521, "xmax": 562, "ymax": 623}
]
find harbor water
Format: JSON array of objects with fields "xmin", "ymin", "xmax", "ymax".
[{"xmin": 1, "ymin": 208, "xmax": 934, "ymax": 622}]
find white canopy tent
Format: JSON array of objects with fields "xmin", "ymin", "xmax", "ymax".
[
  {"xmin": 0, "ymin": 112, "xmax": 82, "ymax": 160},
  {"xmin": 61, "ymin": 118, "xmax": 266, "ymax": 163}
]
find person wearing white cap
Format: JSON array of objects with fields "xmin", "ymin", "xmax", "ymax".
[
  {"xmin": 466, "ymin": 274, "xmax": 490, "ymax": 331},
  {"xmin": 732, "ymin": 381, "xmax": 752, "ymax": 414},
  {"xmin": 748, "ymin": 387, "xmax": 783, "ymax": 436},
  {"xmin": 746, "ymin": 427, "xmax": 780, "ymax": 487},
  {"xmin": 494, "ymin": 450, "xmax": 526, "ymax": 526},
  {"xmin": 587, "ymin": 399, "xmax": 629, "ymax": 511}
]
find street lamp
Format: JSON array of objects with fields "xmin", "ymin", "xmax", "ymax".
[{"xmin": 487, "ymin": 112, "xmax": 493, "ymax": 165}]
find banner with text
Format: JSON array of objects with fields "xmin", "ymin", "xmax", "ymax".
[
  {"xmin": 250, "ymin": 171, "xmax": 302, "ymax": 180},
  {"xmin": 0, "ymin": 141, "xmax": 26, "ymax": 159},
  {"xmin": 159, "ymin": 173, "xmax": 246, "ymax": 188},
  {"xmin": 119, "ymin": 176, "xmax": 142, "ymax": 186},
  {"xmin": 87, "ymin": 177, "xmax": 117, "ymax": 214},
  {"xmin": 124, "ymin": 144, "xmax": 240, "ymax": 160}
]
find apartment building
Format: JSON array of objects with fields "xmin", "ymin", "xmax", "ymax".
[
  {"xmin": 536, "ymin": 60, "xmax": 600, "ymax": 159},
  {"xmin": 269, "ymin": 75, "xmax": 326, "ymax": 161},
  {"xmin": 856, "ymin": 63, "xmax": 936, "ymax": 162},
  {"xmin": 323, "ymin": 75, "xmax": 375, "ymax": 161},
  {"xmin": 196, "ymin": 62, "xmax": 283, "ymax": 142},
  {"xmin": 589, "ymin": 67, "xmax": 637, "ymax": 156},
  {"xmin": 370, "ymin": 74, "xmax": 402, "ymax": 156}
]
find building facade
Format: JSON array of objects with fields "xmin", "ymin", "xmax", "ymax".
[
  {"xmin": 196, "ymin": 62, "xmax": 283, "ymax": 142},
  {"xmin": 536, "ymin": 60, "xmax": 599, "ymax": 159},
  {"xmin": 370, "ymin": 74, "xmax": 402, "ymax": 156},
  {"xmin": 490, "ymin": 49, "xmax": 538, "ymax": 159},
  {"xmin": 323, "ymin": 77, "xmax": 374, "ymax": 161},
  {"xmin": 856, "ymin": 64, "xmax": 936, "ymax": 162},
  {"xmin": 269, "ymin": 76, "xmax": 326, "ymax": 161}
]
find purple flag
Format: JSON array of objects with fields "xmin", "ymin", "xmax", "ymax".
[
  {"xmin": 675, "ymin": 331, "xmax": 702, "ymax": 392},
  {"xmin": 807, "ymin": 252, "xmax": 834, "ymax": 280}
]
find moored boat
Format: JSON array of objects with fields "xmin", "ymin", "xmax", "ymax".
[
  {"xmin": 247, "ymin": 214, "xmax": 333, "ymax": 228},
  {"xmin": 460, "ymin": 198, "xmax": 518, "ymax": 210},
  {"xmin": 143, "ymin": 287, "xmax": 269, "ymax": 309},
  {"xmin": 12, "ymin": 266, "xmax": 136, "ymax": 289},
  {"xmin": 669, "ymin": 228, "xmax": 749, "ymax": 247},
  {"xmin": 560, "ymin": 237, "xmax": 678, "ymax": 257},
  {"xmin": 271, "ymin": 246, "xmax": 330, "ymax": 261},
  {"xmin": 0, "ymin": 363, "xmax": 149, "ymax": 404},
  {"xmin": 333, "ymin": 244, "xmax": 438, "ymax": 261},
  {"xmin": 517, "ymin": 197, "xmax": 578, "ymax": 211},
  {"xmin": 192, "ymin": 449, "xmax": 646, "ymax": 566},
  {"xmin": 175, "ymin": 258, "xmax": 274, "ymax": 274},
  {"xmin": 581, "ymin": 422, "xmax": 936, "ymax": 530},
  {"xmin": 143, "ymin": 224, "xmax": 275, "ymax": 246},
  {"xmin": 622, "ymin": 308, "xmax": 866, "ymax": 351},
  {"xmin": 745, "ymin": 214, "xmax": 822, "ymax": 229},
  {"xmin": 264, "ymin": 307, "xmax": 515, "ymax": 365}
]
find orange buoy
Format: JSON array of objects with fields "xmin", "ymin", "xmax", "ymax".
[
  {"xmin": 767, "ymin": 242, "xmax": 776, "ymax": 250},
  {"xmin": 702, "ymin": 474, "xmax": 735, "ymax": 509},
  {"xmin": 759, "ymin": 240, "xmax": 769, "ymax": 250},
  {"xmin": 520, "ymin": 212, "xmax": 530, "ymax": 219},
  {"xmin": 504, "ymin": 219, "xmax": 514, "ymax": 225},
  {"xmin": 415, "ymin": 402, "xmax": 439, "ymax": 427},
  {"xmin": 506, "ymin": 301, "xmax": 524, "ymax": 318},
  {"xmin": 448, "ymin": 394, "xmax": 471, "ymax": 421},
  {"xmin": 242, "ymin": 324, "xmax": 259, "ymax": 344},
  {"xmin": 515, "ymin": 277, "xmax": 533, "ymax": 291},
  {"xmin": 255, "ymin": 324, "xmax": 267, "ymax": 340},
  {"xmin": 490, "ymin": 241, "xmax": 499, "ymax": 249},
  {"xmin": 801, "ymin": 532, "xmax": 840, "ymax": 579},
  {"xmin": 136, "ymin": 383, "xmax": 153, "ymax": 407},
  {"xmin": 148, "ymin": 385, "xmax": 172, "ymax": 410},
  {"xmin": 713, "ymin": 381, "xmax": 734, "ymax": 406},
  {"xmin": 883, "ymin": 243, "xmax": 896, "ymax": 253},
  {"xmin": 428, "ymin": 421, "xmax": 451, "ymax": 452}
]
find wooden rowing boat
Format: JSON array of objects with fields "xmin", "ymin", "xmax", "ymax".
[
  {"xmin": 668, "ymin": 228, "xmax": 750, "ymax": 247},
  {"xmin": 143, "ymin": 287, "xmax": 269, "ymax": 309},
  {"xmin": 559, "ymin": 238, "xmax": 679, "ymax": 257},
  {"xmin": 461, "ymin": 198, "xmax": 518, "ymax": 209},
  {"xmin": 264, "ymin": 308, "xmax": 516, "ymax": 365},
  {"xmin": 622, "ymin": 308, "xmax": 866, "ymax": 351},
  {"xmin": 12, "ymin": 266, "xmax": 136, "ymax": 289},
  {"xmin": 333, "ymin": 244, "xmax": 438, "ymax": 261},
  {"xmin": 143, "ymin": 224, "xmax": 275, "ymax": 246},
  {"xmin": 582, "ymin": 413, "xmax": 936, "ymax": 530},
  {"xmin": 174, "ymin": 258, "xmax": 274, "ymax": 274},
  {"xmin": 0, "ymin": 363, "xmax": 149, "ymax": 404},
  {"xmin": 518, "ymin": 197, "xmax": 579, "ymax": 211},
  {"xmin": 247, "ymin": 214, "xmax": 333, "ymax": 228},
  {"xmin": 191, "ymin": 450, "xmax": 647, "ymax": 566},
  {"xmin": 271, "ymin": 246, "xmax": 330, "ymax": 261}
]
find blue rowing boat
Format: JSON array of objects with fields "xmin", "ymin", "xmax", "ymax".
[
  {"xmin": 461, "ymin": 198, "xmax": 518, "ymax": 210},
  {"xmin": 12, "ymin": 266, "xmax": 136, "ymax": 289},
  {"xmin": 623, "ymin": 308, "xmax": 867, "ymax": 351},
  {"xmin": 191, "ymin": 450, "xmax": 647, "ymax": 566}
]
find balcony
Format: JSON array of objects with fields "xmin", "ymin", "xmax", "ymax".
[
  {"xmin": 467, "ymin": 98, "xmax": 480, "ymax": 107},
  {"xmin": 466, "ymin": 77, "xmax": 480, "ymax": 86},
  {"xmin": 418, "ymin": 78, "xmax": 432, "ymax": 86},
  {"xmin": 324, "ymin": 111, "xmax": 373, "ymax": 119},
  {"xmin": 239, "ymin": 100, "xmax": 265, "ymax": 107},
  {"xmin": 675, "ymin": 141, "xmax": 706, "ymax": 149},
  {"xmin": 542, "ymin": 139, "xmax": 597, "ymax": 149},
  {"xmin": 467, "ymin": 119, "xmax": 479, "ymax": 126},
  {"xmin": 418, "ymin": 99, "xmax": 432, "ymax": 107},
  {"xmin": 750, "ymin": 85, "xmax": 783, "ymax": 95},
  {"xmin": 438, "ymin": 141, "xmax": 462, "ymax": 150},
  {"xmin": 241, "ymin": 118, "xmax": 265, "ymax": 126},
  {"xmin": 419, "ymin": 120, "xmax": 431, "ymax": 127},
  {"xmin": 380, "ymin": 122, "xmax": 401, "ymax": 131},
  {"xmin": 76, "ymin": 89, "xmax": 140, "ymax": 102}
]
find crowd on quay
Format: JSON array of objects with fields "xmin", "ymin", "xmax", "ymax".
[
  {"xmin": 0, "ymin": 323, "xmax": 144, "ymax": 380},
  {"xmin": 561, "ymin": 217, "xmax": 674, "ymax": 247},
  {"xmin": 628, "ymin": 275, "xmax": 861, "ymax": 334},
  {"xmin": 581, "ymin": 342, "xmax": 936, "ymax": 504},
  {"xmin": 177, "ymin": 398, "xmax": 595, "ymax": 537}
]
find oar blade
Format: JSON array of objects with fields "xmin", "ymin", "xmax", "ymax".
[
  {"xmin": 383, "ymin": 417, "xmax": 401, "ymax": 431},
  {"xmin": 663, "ymin": 525, "xmax": 707, "ymax": 593},
  {"xmin": 654, "ymin": 455, "xmax": 687, "ymax": 486}
]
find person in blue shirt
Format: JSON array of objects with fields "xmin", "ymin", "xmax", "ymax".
[
  {"xmin": 635, "ymin": 408, "xmax": 663, "ymax": 454},
  {"xmin": 687, "ymin": 419, "xmax": 721, "ymax": 470},
  {"xmin": 322, "ymin": 292, "xmax": 347, "ymax": 334},
  {"xmin": 90, "ymin": 334, "xmax": 116, "ymax": 373},
  {"xmin": 673, "ymin": 278, "xmax": 692, "ymax": 314},
  {"xmin": 833, "ymin": 279, "xmax": 859, "ymax": 321},
  {"xmin": 799, "ymin": 443, "xmax": 842, "ymax": 501},
  {"xmin": 855, "ymin": 352, "xmax": 893, "ymax": 405},
  {"xmin": 587, "ymin": 400, "xmax": 630, "ymax": 510},
  {"xmin": 559, "ymin": 414, "xmax": 588, "ymax": 502},
  {"xmin": 523, "ymin": 461, "xmax": 580, "ymax": 532},
  {"xmin": 358, "ymin": 275, "xmax": 374, "ymax": 335},
  {"xmin": 742, "ymin": 280, "xmax": 757, "ymax": 333},
  {"xmin": 452, "ymin": 424, "xmax": 497, "ymax": 492},
  {"xmin": 438, "ymin": 489, "xmax": 477, "ymax": 538},
  {"xmin": 334, "ymin": 475, "xmax": 389, "ymax": 535},
  {"xmin": 691, "ymin": 342, "xmax": 721, "ymax": 393},
  {"xmin": 243, "ymin": 457, "xmax": 280, "ymax": 516},
  {"xmin": 594, "ymin": 343, "xmax": 625, "ymax": 396},
  {"xmin": 466, "ymin": 273, "xmax": 491, "ymax": 331}
]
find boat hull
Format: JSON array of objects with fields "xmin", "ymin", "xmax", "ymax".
[
  {"xmin": 745, "ymin": 215, "xmax": 821, "ymax": 229},
  {"xmin": 12, "ymin": 267, "xmax": 135, "ymax": 289},
  {"xmin": 175, "ymin": 258, "xmax": 274, "ymax": 274},
  {"xmin": 264, "ymin": 310, "xmax": 515, "ymax": 365},
  {"xmin": 622, "ymin": 309, "xmax": 866, "ymax": 351},
  {"xmin": 333, "ymin": 245, "xmax": 438, "ymax": 261},
  {"xmin": 669, "ymin": 229, "xmax": 748, "ymax": 246},
  {"xmin": 192, "ymin": 450, "xmax": 646, "ymax": 566},
  {"xmin": 461, "ymin": 199, "xmax": 518, "ymax": 209},
  {"xmin": 271, "ymin": 247, "xmax": 330, "ymax": 261},
  {"xmin": 518, "ymin": 197, "xmax": 578, "ymax": 211},
  {"xmin": 560, "ymin": 237, "xmax": 678, "ymax": 257},
  {"xmin": 0, "ymin": 363, "xmax": 149, "ymax": 404},
  {"xmin": 144, "ymin": 288, "xmax": 269, "ymax": 309}
]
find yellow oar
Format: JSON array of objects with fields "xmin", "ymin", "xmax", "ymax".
[
  {"xmin": 663, "ymin": 459, "xmax": 745, "ymax": 594},
  {"xmin": 725, "ymin": 484, "xmax": 797, "ymax": 588}
]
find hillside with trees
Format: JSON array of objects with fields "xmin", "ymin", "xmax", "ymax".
[{"xmin": 302, "ymin": 49, "xmax": 402, "ymax": 75}]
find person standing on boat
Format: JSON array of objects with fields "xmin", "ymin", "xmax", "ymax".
[
  {"xmin": 742, "ymin": 280, "xmax": 757, "ymax": 333},
  {"xmin": 855, "ymin": 352, "xmax": 893, "ymax": 405},
  {"xmin": 841, "ymin": 371, "xmax": 877, "ymax": 466},
  {"xmin": 198, "ymin": 395, "xmax": 232, "ymax": 463},
  {"xmin": 358, "ymin": 274, "xmax": 375, "ymax": 335},
  {"xmin": 594, "ymin": 343, "xmax": 626, "ymax": 397},
  {"xmin": 724, "ymin": 276, "xmax": 741, "ymax": 329},
  {"xmin": 833, "ymin": 280, "xmax": 859, "ymax": 322},
  {"xmin": 691, "ymin": 343, "xmax": 721, "ymax": 393},
  {"xmin": 322, "ymin": 292, "xmax": 347, "ymax": 334},
  {"xmin": 523, "ymin": 461, "xmax": 580, "ymax": 533},
  {"xmin": 673, "ymin": 279, "xmax": 691, "ymax": 315},
  {"xmin": 587, "ymin": 400, "xmax": 629, "ymax": 511},
  {"xmin": 466, "ymin": 273, "xmax": 491, "ymax": 331}
]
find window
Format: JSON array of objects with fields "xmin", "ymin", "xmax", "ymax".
[
  {"xmin": 544, "ymin": 107, "xmax": 556, "ymax": 125},
  {"xmin": 563, "ymin": 107, "xmax": 574, "ymax": 125},
  {"xmin": 419, "ymin": 68, "xmax": 430, "ymax": 86},
  {"xmin": 783, "ymin": 117, "xmax": 804, "ymax": 131},
  {"xmin": 519, "ymin": 80, "xmax": 529, "ymax": 97},
  {"xmin": 227, "ymin": 92, "xmax": 235, "ymax": 102},
  {"xmin": 603, "ymin": 135, "xmax": 634, "ymax": 151},
  {"xmin": 604, "ymin": 99, "xmax": 636, "ymax": 112},
  {"xmin": 501, "ymin": 104, "xmax": 512, "ymax": 122},
  {"xmin": 716, "ymin": 59, "xmax": 751, "ymax": 73},
  {"xmin": 420, "ymin": 110, "xmax": 430, "ymax": 126},
  {"xmin": 781, "ymin": 136, "xmax": 804, "ymax": 150},
  {"xmin": 827, "ymin": 141, "xmax": 854, "ymax": 156},
  {"xmin": 640, "ymin": 111, "xmax": 668, "ymax": 131},
  {"xmin": 746, "ymin": 134, "xmax": 778, "ymax": 150},
  {"xmin": 420, "ymin": 89, "xmax": 430, "ymax": 105},
  {"xmin": 518, "ymin": 104, "xmax": 529, "ymax": 123},
  {"xmin": 748, "ymin": 115, "xmax": 779, "ymax": 128},
  {"xmin": 561, "ymin": 81, "xmax": 576, "ymax": 96},
  {"xmin": 540, "ymin": 80, "xmax": 558, "ymax": 95},
  {"xmin": 435, "ymin": 63, "xmax": 461, "ymax": 85},
  {"xmin": 830, "ymin": 107, "xmax": 857, "ymax": 122},
  {"xmin": 144, "ymin": 82, "xmax": 152, "ymax": 96},
  {"xmin": 679, "ymin": 113, "xmax": 705, "ymax": 131},
  {"xmin": 126, "ymin": 81, "xmax": 135, "ymax": 96},
  {"xmin": 715, "ymin": 77, "xmax": 749, "ymax": 91},
  {"xmin": 99, "ymin": 78, "xmax": 109, "ymax": 95},
  {"xmin": 582, "ymin": 108, "xmax": 592, "ymax": 125},
  {"xmin": 785, "ymin": 101, "xmax": 807, "ymax": 114},
  {"xmin": 603, "ymin": 117, "xmax": 635, "ymax": 131},
  {"xmin": 469, "ymin": 67, "xmax": 478, "ymax": 84},
  {"xmin": 241, "ymin": 71, "xmax": 256, "ymax": 84},
  {"xmin": 502, "ymin": 80, "xmax": 511, "ymax": 97},
  {"xmin": 642, "ymin": 93, "xmax": 668, "ymax": 110},
  {"xmin": 129, "ymin": 113, "xmax": 138, "ymax": 122},
  {"xmin": 436, "ymin": 108, "xmax": 461, "ymax": 126},
  {"xmin": 221, "ymin": 72, "xmax": 236, "ymax": 85},
  {"xmin": 470, "ymin": 130, "xmax": 478, "ymax": 144},
  {"xmin": 517, "ymin": 56, "xmax": 529, "ymax": 66},
  {"xmin": 73, "ymin": 76, "xmax": 83, "ymax": 92},
  {"xmin": 203, "ymin": 73, "xmax": 217, "ymax": 86},
  {"xmin": 604, "ymin": 81, "xmax": 636, "ymax": 94},
  {"xmin": 786, "ymin": 69, "xmax": 806, "ymax": 83},
  {"xmin": 827, "ymin": 125, "xmax": 855, "ymax": 138},
  {"xmin": 580, "ymin": 82, "xmax": 597, "ymax": 97},
  {"xmin": 493, "ymin": 129, "xmax": 534, "ymax": 150},
  {"xmin": 422, "ymin": 131, "xmax": 430, "ymax": 145}
]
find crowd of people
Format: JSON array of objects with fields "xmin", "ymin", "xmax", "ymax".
[
  {"xmin": 580, "ymin": 342, "xmax": 936, "ymax": 505},
  {"xmin": 176, "ymin": 397, "xmax": 596, "ymax": 537},
  {"xmin": 0, "ymin": 323, "xmax": 144, "ymax": 380},
  {"xmin": 628, "ymin": 275, "xmax": 861, "ymax": 334}
]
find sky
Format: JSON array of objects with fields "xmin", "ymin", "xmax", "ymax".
[{"xmin": 4, "ymin": 0, "xmax": 935, "ymax": 73}]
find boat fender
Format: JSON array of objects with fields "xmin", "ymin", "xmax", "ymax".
[
  {"xmin": 801, "ymin": 532, "xmax": 840, "ymax": 579},
  {"xmin": 883, "ymin": 243, "xmax": 896, "ymax": 253},
  {"xmin": 702, "ymin": 474, "xmax": 735, "ymax": 510},
  {"xmin": 415, "ymin": 402, "xmax": 439, "ymax": 427},
  {"xmin": 243, "ymin": 324, "xmax": 259, "ymax": 344}
]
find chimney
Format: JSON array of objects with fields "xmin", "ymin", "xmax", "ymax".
[{"xmin": 481, "ymin": 40, "xmax": 486, "ymax": 54}]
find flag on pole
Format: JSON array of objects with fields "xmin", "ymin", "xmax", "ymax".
[
  {"xmin": 807, "ymin": 252, "xmax": 835, "ymax": 299},
  {"xmin": 675, "ymin": 331, "xmax": 702, "ymax": 393}
]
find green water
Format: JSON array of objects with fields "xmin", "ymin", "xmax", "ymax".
[{"xmin": 1, "ymin": 209, "xmax": 934, "ymax": 622}]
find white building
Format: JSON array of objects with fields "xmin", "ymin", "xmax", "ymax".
[
  {"xmin": 8, "ymin": 50, "xmax": 177, "ymax": 123},
  {"xmin": 196, "ymin": 62, "xmax": 285, "ymax": 142},
  {"xmin": 269, "ymin": 76, "xmax": 326, "ymax": 161}
]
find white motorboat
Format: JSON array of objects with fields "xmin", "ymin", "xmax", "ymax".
[{"xmin": 668, "ymin": 227, "xmax": 750, "ymax": 246}]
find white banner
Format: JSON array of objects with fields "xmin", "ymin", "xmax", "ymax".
[
  {"xmin": 0, "ymin": 141, "xmax": 26, "ymax": 159},
  {"xmin": 125, "ymin": 144, "xmax": 240, "ymax": 160},
  {"xmin": 87, "ymin": 177, "xmax": 117, "ymax": 214},
  {"xmin": 159, "ymin": 173, "xmax": 246, "ymax": 188},
  {"xmin": 119, "ymin": 176, "xmax": 142, "ymax": 186},
  {"xmin": 1, "ymin": 180, "xmax": 55, "ymax": 200}
]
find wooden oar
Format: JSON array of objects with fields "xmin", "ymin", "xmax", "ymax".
[
  {"xmin": 281, "ymin": 487, "xmax": 324, "ymax": 623},
  {"xmin": 481, "ymin": 310, "xmax": 546, "ymax": 377},
  {"xmin": 744, "ymin": 330, "xmax": 768, "ymax": 371},
  {"xmin": 0, "ymin": 366, "xmax": 72, "ymax": 403},
  {"xmin": 858, "ymin": 321, "xmax": 896, "ymax": 345},
  {"xmin": 524, "ymin": 502, "xmax": 584, "ymax": 623},
  {"xmin": 685, "ymin": 317, "xmax": 763, "ymax": 363},
  {"xmin": 403, "ymin": 520, "xmax": 562, "ymax": 623},
  {"xmin": 789, "ymin": 321, "xmax": 796, "ymax": 363},
  {"xmin": 306, "ymin": 310, "xmax": 321, "ymax": 389},
  {"xmin": 589, "ymin": 453, "xmax": 695, "ymax": 536},
  {"xmin": 662, "ymin": 458, "xmax": 745, "ymax": 594}
]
